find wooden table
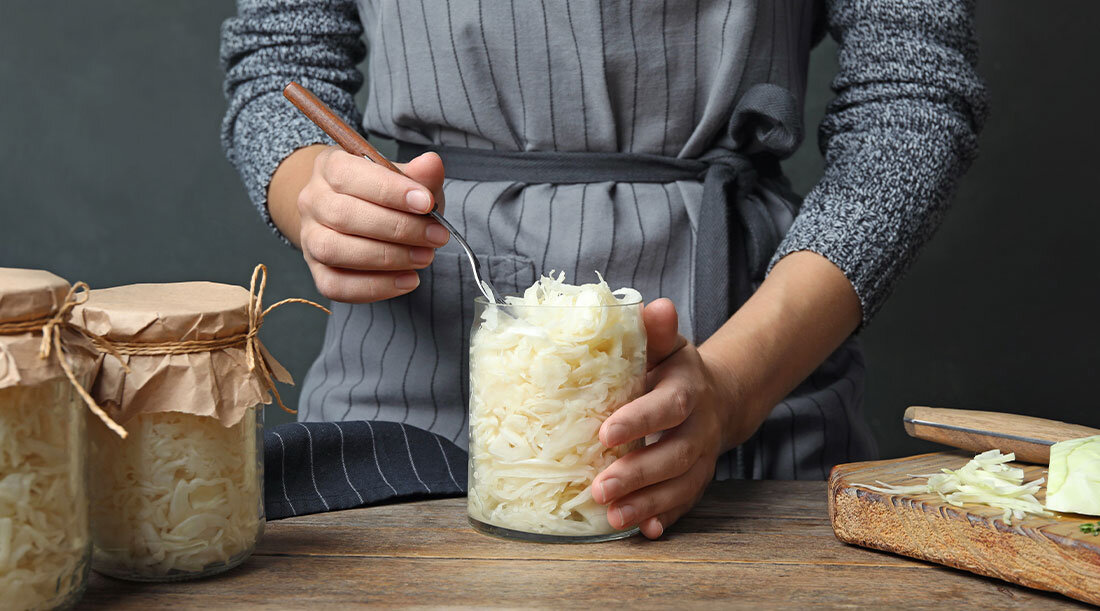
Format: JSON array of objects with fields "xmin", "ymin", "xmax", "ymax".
[{"xmin": 82, "ymin": 481, "xmax": 1086, "ymax": 609}]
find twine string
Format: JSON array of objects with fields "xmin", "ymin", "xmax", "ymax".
[
  {"xmin": 0, "ymin": 282, "xmax": 129, "ymax": 438},
  {"xmin": 249, "ymin": 264, "xmax": 331, "ymax": 413},
  {"xmin": 244, "ymin": 264, "xmax": 330, "ymax": 413},
  {"xmin": 81, "ymin": 264, "xmax": 329, "ymax": 415}
]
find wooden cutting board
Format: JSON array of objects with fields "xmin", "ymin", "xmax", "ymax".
[{"xmin": 829, "ymin": 451, "xmax": 1100, "ymax": 606}]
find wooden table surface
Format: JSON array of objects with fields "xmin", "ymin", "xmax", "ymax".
[{"xmin": 81, "ymin": 481, "xmax": 1086, "ymax": 609}]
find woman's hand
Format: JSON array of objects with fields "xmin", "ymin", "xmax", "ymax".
[
  {"xmin": 269, "ymin": 145, "xmax": 449, "ymax": 303},
  {"xmin": 591, "ymin": 252, "xmax": 864, "ymax": 539},
  {"xmin": 591, "ymin": 299, "xmax": 755, "ymax": 540}
]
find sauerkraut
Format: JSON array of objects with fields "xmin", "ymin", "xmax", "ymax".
[
  {"xmin": 88, "ymin": 408, "xmax": 262, "ymax": 579},
  {"xmin": 855, "ymin": 450, "xmax": 1049, "ymax": 525},
  {"xmin": 0, "ymin": 379, "xmax": 89, "ymax": 610},
  {"xmin": 468, "ymin": 273, "xmax": 646, "ymax": 537}
]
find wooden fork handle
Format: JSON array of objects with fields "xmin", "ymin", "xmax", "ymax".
[
  {"xmin": 903, "ymin": 406, "xmax": 1100, "ymax": 464},
  {"xmin": 283, "ymin": 81, "xmax": 404, "ymax": 175}
]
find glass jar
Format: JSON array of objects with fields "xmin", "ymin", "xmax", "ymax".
[
  {"xmin": 66, "ymin": 270, "xmax": 314, "ymax": 582},
  {"xmin": 0, "ymin": 379, "xmax": 90, "ymax": 610},
  {"xmin": 87, "ymin": 406, "xmax": 264, "ymax": 581},
  {"xmin": 467, "ymin": 296, "xmax": 647, "ymax": 542},
  {"xmin": 0, "ymin": 267, "xmax": 101, "ymax": 610}
]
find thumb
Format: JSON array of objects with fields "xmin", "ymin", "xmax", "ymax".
[
  {"xmin": 644, "ymin": 298, "xmax": 687, "ymax": 368},
  {"xmin": 397, "ymin": 152, "xmax": 446, "ymax": 213}
]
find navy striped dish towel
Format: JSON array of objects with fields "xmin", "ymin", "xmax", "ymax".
[{"xmin": 263, "ymin": 421, "xmax": 468, "ymax": 520}]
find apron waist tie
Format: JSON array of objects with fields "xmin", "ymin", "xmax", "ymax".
[{"xmin": 395, "ymin": 142, "xmax": 782, "ymax": 344}]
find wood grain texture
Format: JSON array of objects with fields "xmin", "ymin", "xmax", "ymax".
[
  {"xmin": 81, "ymin": 481, "xmax": 1086, "ymax": 609},
  {"xmin": 83, "ymin": 555, "xmax": 1081, "ymax": 610},
  {"xmin": 904, "ymin": 406, "xmax": 1100, "ymax": 463},
  {"xmin": 830, "ymin": 451, "xmax": 1100, "ymax": 607},
  {"xmin": 282, "ymin": 81, "xmax": 403, "ymax": 174}
]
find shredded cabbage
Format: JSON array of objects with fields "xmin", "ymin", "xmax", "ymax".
[
  {"xmin": 0, "ymin": 380, "xmax": 89, "ymax": 610},
  {"xmin": 88, "ymin": 409, "xmax": 262, "ymax": 578},
  {"xmin": 1045, "ymin": 435, "xmax": 1100, "ymax": 516},
  {"xmin": 854, "ymin": 450, "xmax": 1050, "ymax": 525},
  {"xmin": 468, "ymin": 272, "xmax": 646, "ymax": 536}
]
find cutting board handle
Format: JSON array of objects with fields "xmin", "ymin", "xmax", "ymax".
[{"xmin": 903, "ymin": 406, "xmax": 1100, "ymax": 464}]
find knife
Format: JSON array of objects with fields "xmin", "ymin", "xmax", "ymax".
[{"xmin": 903, "ymin": 406, "xmax": 1100, "ymax": 464}]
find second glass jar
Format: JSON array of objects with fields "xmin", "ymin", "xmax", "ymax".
[
  {"xmin": 67, "ymin": 275, "xmax": 302, "ymax": 582},
  {"xmin": 87, "ymin": 407, "xmax": 264, "ymax": 581}
]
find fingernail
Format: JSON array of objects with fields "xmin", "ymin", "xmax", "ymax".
[
  {"xmin": 406, "ymin": 189, "xmax": 432, "ymax": 213},
  {"xmin": 617, "ymin": 505, "xmax": 637, "ymax": 528},
  {"xmin": 395, "ymin": 272, "xmax": 420, "ymax": 290},
  {"xmin": 598, "ymin": 478, "xmax": 620, "ymax": 503},
  {"xmin": 425, "ymin": 223, "xmax": 449, "ymax": 246},
  {"xmin": 605, "ymin": 423, "xmax": 628, "ymax": 447},
  {"xmin": 409, "ymin": 247, "xmax": 434, "ymax": 265}
]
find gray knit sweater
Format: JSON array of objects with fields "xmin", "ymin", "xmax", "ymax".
[{"xmin": 220, "ymin": 0, "xmax": 987, "ymax": 325}]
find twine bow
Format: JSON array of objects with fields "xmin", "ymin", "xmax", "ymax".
[
  {"xmin": 243, "ymin": 264, "xmax": 331, "ymax": 413},
  {"xmin": 0, "ymin": 282, "xmax": 129, "ymax": 438},
  {"xmin": 81, "ymin": 264, "xmax": 330, "ymax": 414}
]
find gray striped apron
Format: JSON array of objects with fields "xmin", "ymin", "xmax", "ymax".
[{"xmin": 298, "ymin": 0, "xmax": 878, "ymax": 480}]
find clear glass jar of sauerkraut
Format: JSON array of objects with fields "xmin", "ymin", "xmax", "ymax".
[
  {"xmin": 87, "ymin": 406, "xmax": 264, "ymax": 581},
  {"xmin": 467, "ymin": 274, "xmax": 646, "ymax": 542},
  {"xmin": 1, "ymin": 267, "xmax": 99, "ymax": 610},
  {"xmin": 0, "ymin": 379, "xmax": 90, "ymax": 610},
  {"xmin": 67, "ymin": 273, "xmax": 312, "ymax": 582}
]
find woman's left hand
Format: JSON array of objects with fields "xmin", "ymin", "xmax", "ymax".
[{"xmin": 591, "ymin": 298, "xmax": 748, "ymax": 539}]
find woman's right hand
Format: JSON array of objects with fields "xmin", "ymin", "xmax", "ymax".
[{"xmin": 294, "ymin": 147, "xmax": 448, "ymax": 303}]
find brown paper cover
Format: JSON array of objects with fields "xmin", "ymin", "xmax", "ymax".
[
  {"xmin": 69, "ymin": 281, "xmax": 292, "ymax": 428},
  {"xmin": 0, "ymin": 268, "xmax": 97, "ymax": 389}
]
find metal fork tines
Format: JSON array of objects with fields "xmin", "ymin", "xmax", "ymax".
[{"xmin": 428, "ymin": 210, "xmax": 506, "ymax": 305}]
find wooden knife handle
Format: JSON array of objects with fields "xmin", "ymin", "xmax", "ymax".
[
  {"xmin": 282, "ymin": 81, "xmax": 404, "ymax": 175},
  {"xmin": 903, "ymin": 406, "xmax": 1100, "ymax": 464}
]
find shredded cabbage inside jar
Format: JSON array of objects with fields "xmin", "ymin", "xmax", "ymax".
[
  {"xmin": 88, "ymin": 409, "xmax": 262, "ymax": 578},
  {"xmin": 854, "ymin": 450, "xmax": 1050, "ymax": 525},
  {"xmin": 468, "ymin": 272, "xmax": 646, "ymax": 536},
  {"xmin": 0, "ymin": 380, "xmax": 89, "ymax": 610}
]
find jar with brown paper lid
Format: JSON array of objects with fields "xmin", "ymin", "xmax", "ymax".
[
  {"xmin": 0, "ymin": 268, "xmax": 108, "ymax": 610},
  {"xmin": 69, "ymin": 265, "xmax": 326, "ymax": 582}
]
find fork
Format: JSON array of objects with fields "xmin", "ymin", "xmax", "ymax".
[{"xmin": 283, "ymin": 81, "xmax": 507, "ymax": 306}]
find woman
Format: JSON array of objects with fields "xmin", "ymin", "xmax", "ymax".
[{"xmin": 221, "ymin": 0, "xmax": 986, "ymax": 538}]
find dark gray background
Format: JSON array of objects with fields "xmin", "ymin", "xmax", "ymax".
[{"xmin": 1, "ymin": 1, "xmax": 1096, "ymax": 461}]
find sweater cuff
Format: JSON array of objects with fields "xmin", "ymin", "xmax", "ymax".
[
  {"xmin": 228, "ymin": 91, "xmax": 337, "ymax": 245},
  {"xmin": 768, "ymin": 187, "xmax": 903, "ymax": 330}
]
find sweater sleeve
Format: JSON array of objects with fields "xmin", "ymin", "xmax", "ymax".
[
  {"xmin": 769, "ymin": 0, "xmax": 989, "ymax": 326},
  {"xmin": 220, "ymin": 0, "xmax": 366, "ymax": 242}
]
